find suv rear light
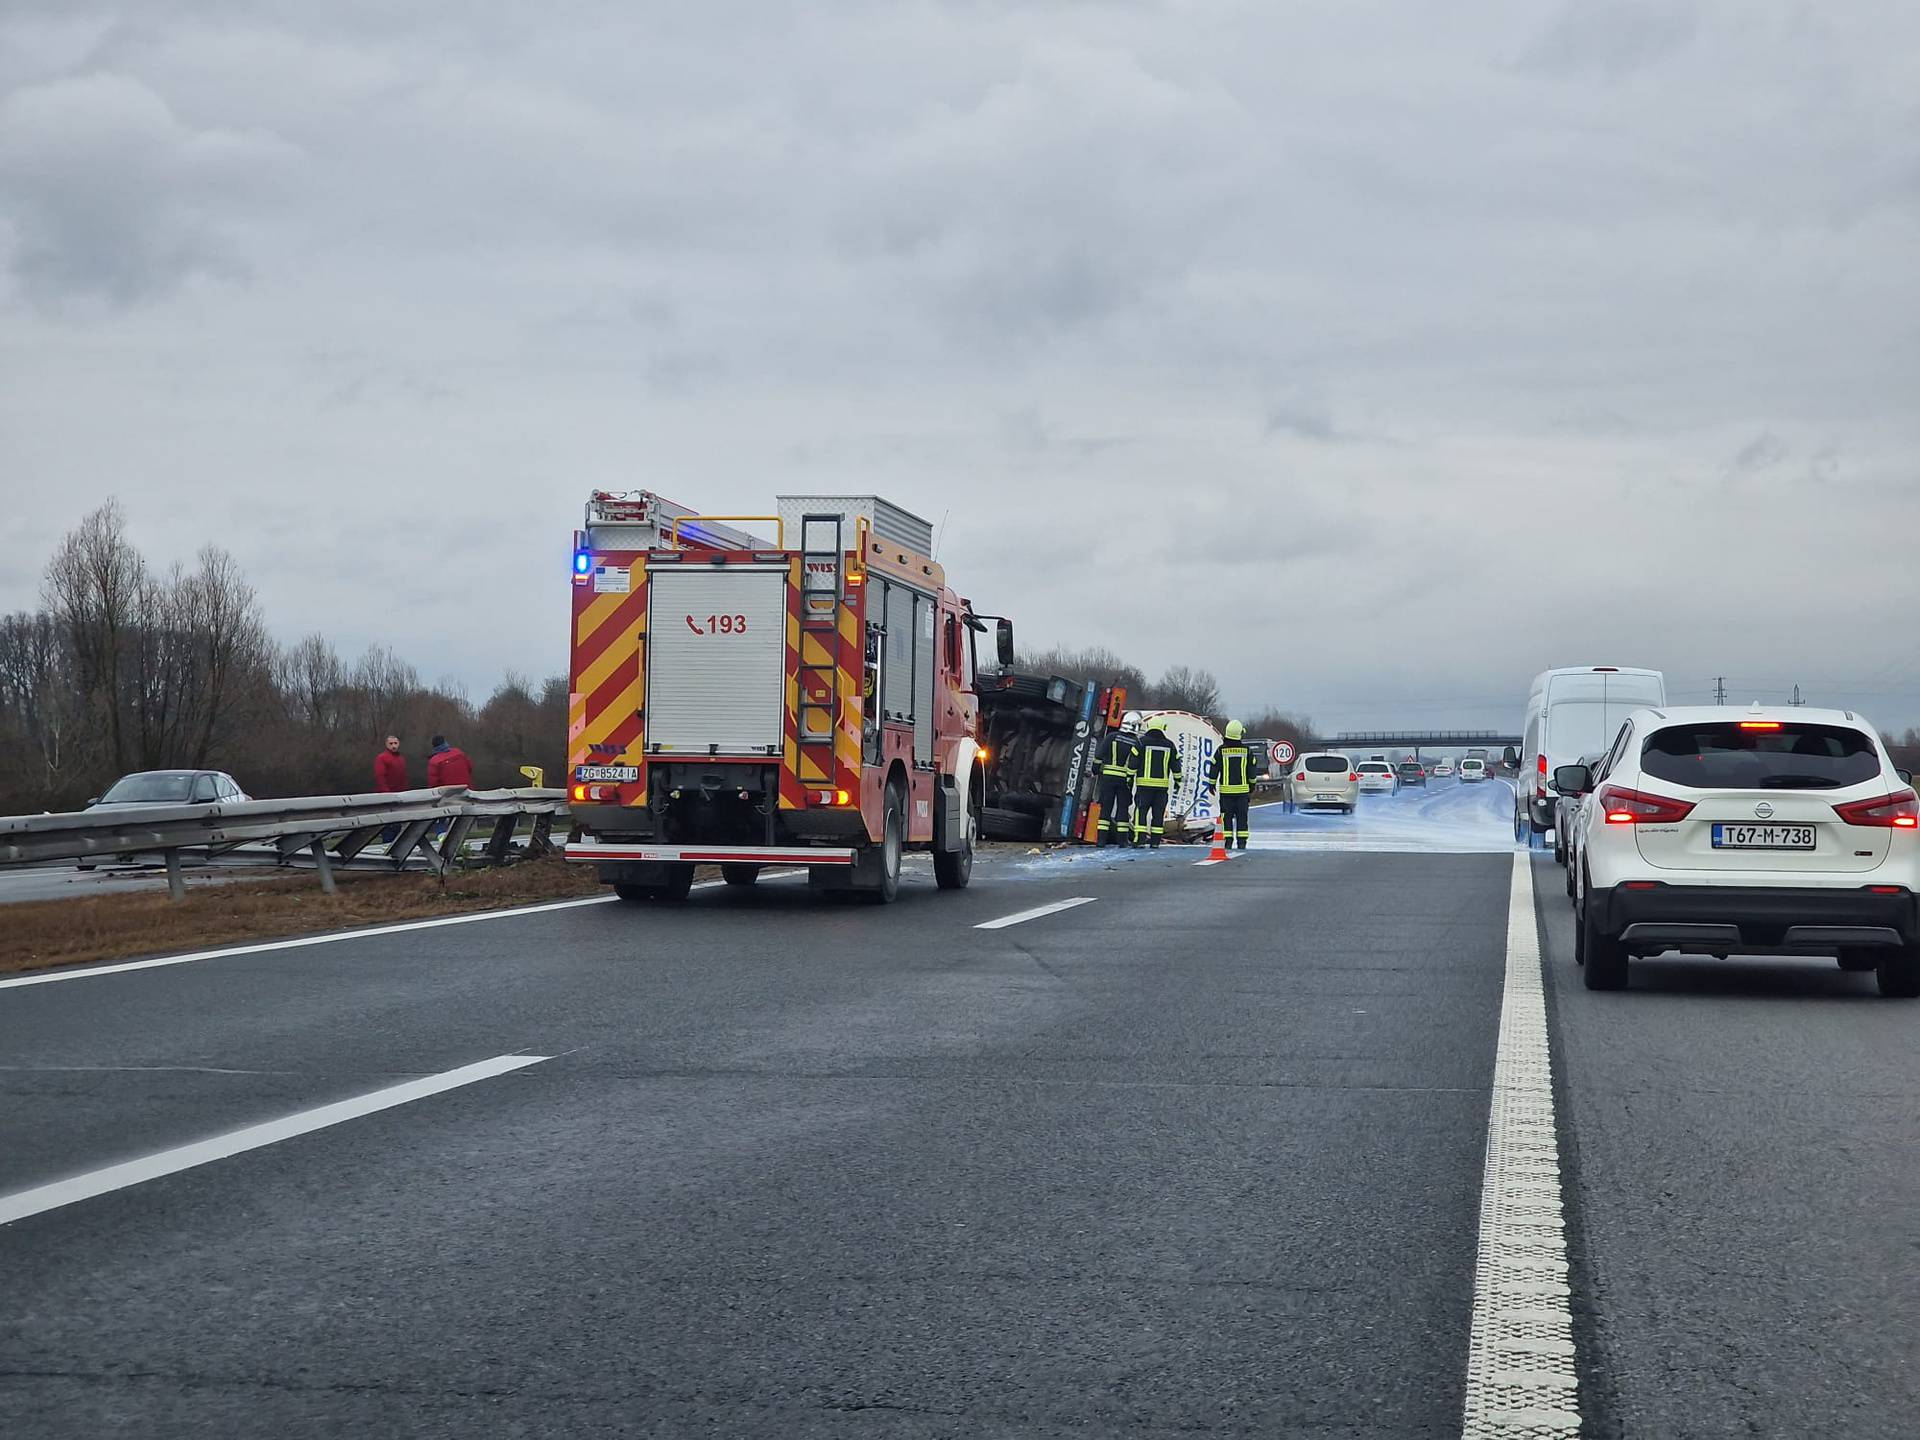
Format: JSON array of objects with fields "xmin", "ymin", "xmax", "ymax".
[
  {"xmin": 1832, "ymin": 790, "xmax": 1920, "ymax": 829},
  {"xmin": 1597, "ymin": 784, "xmax": 1696, "ymax": 825}
]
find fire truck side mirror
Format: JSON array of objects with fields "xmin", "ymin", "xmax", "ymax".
[{"xmin": 994, "ymin": 618, "xmax": 1014, "ymax": 667}]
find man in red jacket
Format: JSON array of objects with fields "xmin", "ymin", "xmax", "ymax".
[
  {"xmin": 373, "ymin": 735, "xmax": 408, "ymax": 792},
  {"xmin": 426, "ymin": 734, "xmax": 474, "ymax": 788}
]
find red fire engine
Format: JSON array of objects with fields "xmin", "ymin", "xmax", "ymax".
[{"xmin": 563, "ymin": 491, "xmax": 1012, "ymax": 903}]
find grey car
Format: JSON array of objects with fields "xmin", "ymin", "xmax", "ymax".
[{"xmin": 88, "ymin": 770, "xmax": 250, "ymax": 808}]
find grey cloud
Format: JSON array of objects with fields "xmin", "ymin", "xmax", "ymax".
[
  {"xmin": 3, "ymin": 3, "xmax": 1919, "ymax": 730},
  {"xmin": 1519, "ymin": 1, "xmax": 1697, "ymax": 78},
  {"xmin": 0, "ymin": 69, "xmax": 297, "ymax": 308},
  {"xmin": 1726, "ymin": 431, "xmax": 1789, "ymax": 478}
]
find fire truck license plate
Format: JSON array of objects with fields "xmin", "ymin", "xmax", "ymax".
[{"xmin": 575, "ymin": 765, "xmax": 640, "ymax": 783}]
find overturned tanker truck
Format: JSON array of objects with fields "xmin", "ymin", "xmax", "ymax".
[{"xmin": 563, "ymin": 490, "xmax": 1013, "ymax": 904}]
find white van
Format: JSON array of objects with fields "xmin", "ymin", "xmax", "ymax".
[{"xmin": 1518, "ymin": 667, "xmax": 1666, "ymax": 845}]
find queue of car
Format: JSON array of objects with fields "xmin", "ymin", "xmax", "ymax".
[{"xmin": 1536, "ymin": 683, "xmax": 1920, "ymax": 998}]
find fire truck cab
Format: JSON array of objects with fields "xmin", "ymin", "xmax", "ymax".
[{"xmin": 563, "ymin": 491, "xmax": 1012, "ymax": 903}]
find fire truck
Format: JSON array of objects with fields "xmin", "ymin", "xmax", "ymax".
[{"xmin": 563, "ymin": 491, "xmax": 1013, "ymax": 903}]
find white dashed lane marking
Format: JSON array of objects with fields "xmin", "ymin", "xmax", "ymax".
[
  {"xmin": 1461, "ymin": 853, "xmax": 1582, "ymax": 1437},
  {"xmin": 0, "ymin": 1054, "xmax": 552, "ymax": 1226},
  {"xmin": 974, "ymin": 897, "xmax": 1097, "ymax": 930}
]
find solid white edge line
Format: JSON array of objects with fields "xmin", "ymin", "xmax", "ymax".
[
  {"xmin": 0, "ymin": 1053, "xmax": 551, "ymax": 1226},
  {"xmin": 0, "ymin": 894, "xmax": 621, "ymax": 990},
  {"xmin": 974, "ymin": 897, "xmax": 1097, "ymax": 930},
  {"xmin": 1460, "ymin": 853, "xmax": 1581, "ymax": 1437},
  {"xmin": 0, "ymin": 870, "xmax": 823, "ymax": 991}
]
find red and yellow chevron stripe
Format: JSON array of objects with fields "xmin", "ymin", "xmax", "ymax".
[{"xmin": 568, "ymin": 559, "xmax": 649, "ymax": 805}]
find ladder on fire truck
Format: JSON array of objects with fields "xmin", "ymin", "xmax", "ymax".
[{"xmin": 796, "ymin": 514, "xmax": 845, "ymax": 781}]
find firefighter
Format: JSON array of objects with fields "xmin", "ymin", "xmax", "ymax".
[
  {"xmin": 1132, "ymin": 716, "xmax": 1182, "ymax": 848},
  {"xmin": 1093, "ymin": 719, "xmax": 1140, "ymax": 846},
  {"xmin": 1208, "ymin": 719, "xmax": 1254, "ymax": 850}
]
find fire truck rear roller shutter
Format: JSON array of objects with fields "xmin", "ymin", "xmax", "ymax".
[{"xmin": 645, "ymin": 568, "xmax": 787, "ymax": 756}]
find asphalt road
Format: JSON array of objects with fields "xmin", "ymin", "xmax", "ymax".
[{"xmin": 1, "ymin": 797, "xmax": 1914, "ymax": 1437}]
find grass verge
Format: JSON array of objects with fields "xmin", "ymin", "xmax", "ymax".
[{"xmin": 0, "ymin": 857, "xmax": 610, "ymax": 978}]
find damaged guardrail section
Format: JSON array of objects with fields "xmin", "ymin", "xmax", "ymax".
[{"xmin": 0, "ymin": 787, "xmax": 569, "ymax": 899}]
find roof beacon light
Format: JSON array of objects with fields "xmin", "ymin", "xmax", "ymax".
[{"xmin": 573, "ymin": 550, "xmax": 592, "ymax": 576}]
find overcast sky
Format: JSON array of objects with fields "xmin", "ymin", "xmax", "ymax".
[{"xmin": 3, "ymin": 1, "xmax": 1918, "ymax": 733}]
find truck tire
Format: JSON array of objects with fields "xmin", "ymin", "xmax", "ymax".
[
  {"xmin": 1874, "ymin": 943, "xmax": 1920, "ymax": 998},
  {"xmin": 934, "ymin": 787, "xmax": 976, "ymax": 891},
  {"xmin": 721, "ymin": 864, "xmax": 760, "ymax": 887},
  {"xmin": 865, "ymin": 780, "xmax": 905, "ymax": 904},
  {"xmin": 980, "ymin": 805, "xmax": 1041, "ymax": 841},
  {"xmin": 1578, "ymin": 885, "xmax": 1629, "ymax": 991}
]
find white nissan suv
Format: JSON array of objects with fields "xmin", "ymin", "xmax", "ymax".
[{"xmin": 1562, "ymin": 706, "xmax": 1920, "ymax": 996}]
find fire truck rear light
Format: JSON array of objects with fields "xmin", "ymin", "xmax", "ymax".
[
  {"xmin": 572, "ymin": 784, "xmax": 588, "ymax": 801},
  {"xmin": 838, "ymin": 789, "xmax": 850, "ymax": 805},
  {"xmin": 738, "ymin": 789, "xmax": 750, "ymax": 801},
  {"xmin": 573, "ymin": 550, "xmax": 591, "ymax": 575}
]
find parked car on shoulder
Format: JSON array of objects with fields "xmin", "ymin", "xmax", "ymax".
[
  {"xmin": 1563, "ymin": 706, "xmax": 1920, "ymax": 996},
  {"xmin": 87, "ymin": 770, "xmax": 250, "ymax": 808},
  {"xmin": 1292, "ymin": 753, "xmax": 1360, "ymax": 813},
  {"xmin": 78, "ymin": 770, "xmax": 252, "ymax": 870}
]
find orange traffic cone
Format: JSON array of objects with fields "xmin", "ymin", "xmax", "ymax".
[{"xmin": 1207, "ymin": 814, "xmax": 1229, "ymax": 862}]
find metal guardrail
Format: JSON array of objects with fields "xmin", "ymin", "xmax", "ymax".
[
  {"xmin": 0, "ymin": 787, "xmax": 571, "ymax": 899},
  {"xmin": 1328, "ymin": 730, "xmax": 1522, "ymax": 748}
]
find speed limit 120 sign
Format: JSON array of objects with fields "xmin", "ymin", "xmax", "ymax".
[{"xmin": 1270, "ymin": 741, "xmax": 1295, "ymax": 765}]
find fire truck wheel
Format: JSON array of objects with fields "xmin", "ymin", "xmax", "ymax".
[
  {"xmin": 721, "ymin": 864, "xmax": 760, "ymax": 887},
  {"xmin": 934, "ymin": 788, "xmax": 976, "ymax": 891},
  {"xmin": 865, "ymin": 779, "xmax": 905, "ymax": 904}
]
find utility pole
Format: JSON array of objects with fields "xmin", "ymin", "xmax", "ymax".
[{"xmin": 1714, "ymin": 676, "xmax": 1727, "ymax": 706}]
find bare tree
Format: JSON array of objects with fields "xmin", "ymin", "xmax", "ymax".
[
  {"xmin": 277, "ymin": 633, "xmax": 346, "ymax": 732},
  {"xmin": 182, "ymin": 545, "xmax": 272, "ymax": 765},
  {"xmin": 1152, "ymin": 664, "xmax": 1221, "ymax": 716},
  {"xmin": 0, "ymin": 611, "xmax": 77, "ymax": 796},
  {"xmin": 41, "ymin": 500, "xmax": 145, "ymax": 772}
]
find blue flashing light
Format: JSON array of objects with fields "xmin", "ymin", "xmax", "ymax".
[{"xmin": 573, "ymin": 550, "xmax": 592, "ymax": 575}]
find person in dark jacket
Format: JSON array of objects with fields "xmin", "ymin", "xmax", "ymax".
[
  {"xmin": 373, "ymin": 735, "xmax": 408, "ymax": 793},
  {"xmin": 1093, "ymin": 721, "xmax": 1140, "ymax": 846},
  {"xmin": 1131, "ymin": 717, "xmax": 1183, "ymax": 848},
  {"xmin": 426, "ymin": 734, "xmax": 474, "ymax": 788}
]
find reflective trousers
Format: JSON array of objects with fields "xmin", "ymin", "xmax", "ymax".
[
  {"xmin": 1133, "ymin": 787, "xmax": 1168, "ymax": 847},
  {"xmin": 1097, "ymin": 776, "xmax": 1134, "ymax": 844},
  {"xmin": 1219, "ymin": 792, "xmax": 1250, "ymax": 849}
]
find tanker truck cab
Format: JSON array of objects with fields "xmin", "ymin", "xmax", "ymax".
[{"xmin": 563, "ymin": 491, "xmax": 1011, "ymax": 904}]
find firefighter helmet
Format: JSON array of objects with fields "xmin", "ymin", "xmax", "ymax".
[{"xmin": 1224, "ymin": 720, "xmax": 1245, "ymax": 740}]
